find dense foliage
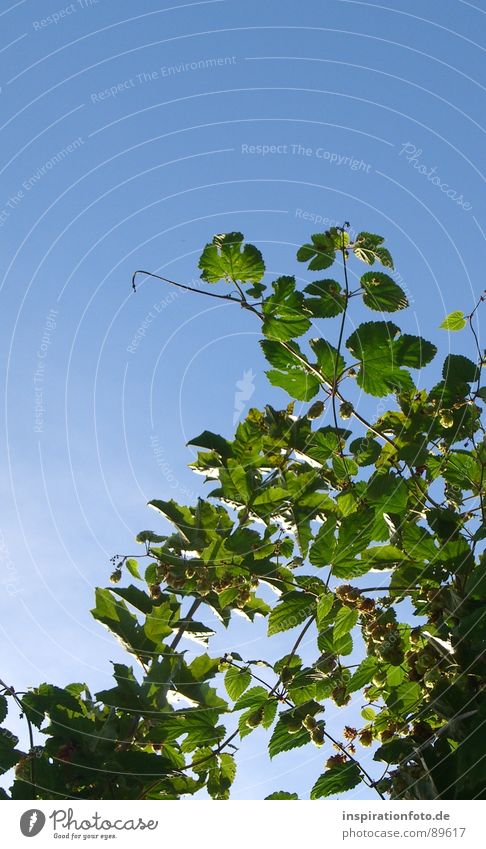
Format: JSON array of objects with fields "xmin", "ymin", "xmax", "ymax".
[{"xmin": 2, "ymin": 225, "xmax": 485, "ymax": 801}]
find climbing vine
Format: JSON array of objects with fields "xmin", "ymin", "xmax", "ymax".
[{"xmin": 2, "ymin": 225, "xmax": 485, "ymax": 801}]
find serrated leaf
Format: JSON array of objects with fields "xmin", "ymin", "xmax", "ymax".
[
  {"xmin": 143, "ymin": 602, "xmax": 173, "ymax": 644},
  {"xmin": 296, "ymin": 231, "xmax": 337, "ymax": 270},
  {"xmin": 346, "ymin": 322, "xmax": 435, "ymax": 397},
  {"xmin": 268, "ymin": 592, "xmax": 315, "ymax": 636},
  {"xmin": 373, "ymin": 738, "xmax": 415, "ymax": 764},
  {"xmin": 91, "ymin": 588, "xmax": 150, "ymax": 656},
  {"xmin": 268, "ymin": 718, "xmax": 310, "ymax": 758},
  {"xmin": 0, "ymin": 728, "xmax": 22, "ymax": 776},
  {"xmin": 386, "ymin": 681, "xmax": 421, "ymax": 714},
  {"xmin": 233, "ymin": 686, "xmax": 268, "ymax": 711},
  {"xmin": 265, "ymin": 791, "xmax": 299, "ymax": 799},
  {"xmin": 187, "ymin": 430, "xmax": 232, "ymax": 458},
  {"xmin": 199, "ymin": 232, "xmax": 264, "ymax": 284},
  {"xmin": 224, "ymin": 667, "xmax": 252, "ymax": 701},
  {"xmin": 346, "ymin": 322, "xmax": 410, "ymax": 397},
  {"xmin": 309, "ymin": 516, "xmax": 337, "ymax": 567},
  {"xmin": 440, "ymin": 310, "xmax": 466, "ymax": 331},
  {"xmin": 366, "ymin": 473, "xmax": 408, "ymax": 513},
  {"xmin": 442, "ymin": 354, "xmax": 479, "ymax": 384},
  {"xmin": 347, "ymin": 657, "xmax": 378, "ymax": 692},
  {"xmin": 393, "ymin": 334, "xmax": 437, "ymax": 368},
  {"xmin": 266, "ymin": 368, "xmax": 320, "ymax": 402},
  {"xmin": 333, "ymin": 606, "xmax": 359, "ymax": 642},
  {"xmin": 318, "ymin": 626, "xmax": 353, "ymax": 656},
  {"xmin": 316, "ymin": 592, "xmax": 334, "ymax": 627},
  {"xmin": 352, "ymin": 232, "xmax": 393, "ymax": 268},
  {"xmin": 350, "ymin": 437, "xmax": 381, "ymax": 466},
  {"xmin": 262, "ymin": 276, "xmax": 311, "ymax": 341},
  {"xmin": 260, "ymin": 339, "xmax": 305, "ymax": 370},
  {"xmin": 310, "ymin": 338, "xmax": 346, "ymax": 383},
  {"xmin": 310, "ymin": 762, "xmax": 362, "ymax": 798},
  {"xmin": 304, "ymin": 279, "xmax": 345, "ymax": 317},
  {"xmin": 361, "ymin": 271, "xmax": 408, "ymax": 312}
]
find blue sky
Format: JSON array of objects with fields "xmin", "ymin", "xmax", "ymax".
[{"xmin": 0, "ymin": 0, "xmax": 484, "ymax": 799}]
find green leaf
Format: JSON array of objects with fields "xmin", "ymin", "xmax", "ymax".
[
  {"xmin": 144, "ymin": 602, "xmax": 174, "ymax": 644},
  {"xmin": 136, "ymin": 530, "xmax": 166, "ymax": 544},
  {"xmin": 260, "ymin": 339, "xmax": 305, "ymax": 370},
  {"xmin": 188, "ymin": 654, "xmax": 221, "ymax": 682},
  {"xmin": 207, "ymin": 752, "xmax": 237, "ymax": 799},
  {"xmin": 352, "ymin": 232, "xmax": 393, "ymax": 268},
  {"xmin": 0, "ymin": 696, "xmax": 7, "ymax": 725},
  {"xmin": 233, "ymin": 686, "xmax": 268, "ymax": 711},
  {"xmin": 309, "ymin": 338, "xmax": 346, "ymax": 383},
  {"xmin": 346, "ymin": 322, "xmax": 408, "ymax": 397},
  {"xmin": 346, "ymin": 322, "xmax": 436, "ymax": 397},
  {"xmin": 350, "ymin": 437, "xmax": 381, "ymax": 466},
  {"xmin": 218, "ymin": 461, "xmax": 254, "ymax": 505},
  {"xmin": 199, "ymin": 232, "xmax": 264, "ymax": 284},
  {"xmin": 262, "ymin": 699, "xmax": 278, "ymax": 729},
  {"xmin": 332, "ymin": 454, "xmax": 359, "ymax": 479},
  {"xmin": 361, "ymin": 706, "xmax": 376, "ymax": 721},
  {"xmin": 125, "ymin": 558, "xmax": 141, "ymax": 580},
  {"xmin": 366, "ymin": 473, "xmax": 408, "ymax": 513},
  {"xmin": 332, "ymin": 510, "xmax": 375, "ymax": 571},
  {"xmin": 262, "ymin": 276, "xmax": 311, "ymax": 341},
  {"xmin": 309, "ymin": 516, "xmax": 337, "ymax": 567},
  {"xmin": 361, "ymin": 271, "xmax": 408, "ymax": 312},
  {"xmin": 266, "ymin": 368, "xmax": 320, "ymax": 402},
  {"xmin": 91, "ymin": 588, "xmax": 150, "ymax": 656},
  {"xmin": 393, "ymin": 334, "xmax": 437, "ymax": 368},
  {"xmin": 318, "ymin": 626, "xmax": 353, "ymax": 656},
  {"xmin": 386, "ymin": 681, "xmax": 422, "ymax": 714},
  {"xmin": 316, "ymin": 592, "xmax": 334, "ymax": 627},
  {"xmin": 296, "ymin": 231, "xmax": 338, "ymax": 270},
  {"xmin": 265, "ymin": 791, "xmax": 299, "ymax": 799},
  {"xmin": 112, "ymin": 584, "xmax": 154, "ymax": 614},
  {"xmin": 268, "ymin": 592, "xmax": 315, "ymax": 636},
  {"xmin": 333, "ymin": 606, "xmax": 359, "ymax": 642},
  {"xmin": 442, "ymin": 354, "xmax": 479, "ymax": 384},
  {"xmin": 0, "ymin": 728, "xmax": 22, "ymax": 776},
  {"xmin": 347, "ymin": 657, "xmax": 379, "ymax": 692},
  {"xmin": 224, "ymin": 667, "xmax": 252, "ymax": 701},
  {"xmin": 187, "ymin": 430, "xmax": 232, "ymax": 459},
  {"xmin": 440, "ymin": 310, "xmax": 467, "ymax": 331},
  {"xmin": 304, "ymin": 279, "xmax": 345, "ymax": 317},
  {"xmin": 262, "ymin": 339, "xmax": 320, "ymax": 402},
  {"xmin": 374, "ymin": 739, "xmax": 415, "ymax": 764},
  {"xmin": 148, "ymin": 499, "xmax": 195, "ymax": 544},
  {"xmin": 310, "ymin": 762, "xmax": 362, "ymax": 798},
  {"xmin": 268, "ymin": 718, "xmax": 310, "ymax": 758}
]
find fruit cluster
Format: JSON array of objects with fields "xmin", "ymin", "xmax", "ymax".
[
  {"xmin": 362, "ymin": 605, "xmax": 405, "ymax": 666},
  {"xmin": 280, "ymin": 706, "xmax": 325, "ymax": 746},
  {"xmin": 155, "ymin": 560, "xmax": 256, "ymax": 607},
  {"xmin": 335, "ymin": 584, "xmax": 375, "ymax": 613}
]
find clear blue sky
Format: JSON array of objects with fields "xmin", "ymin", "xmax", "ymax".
[{"xmin": 0, "ymin": 0, "xmax": 484, "ymax": 799}]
